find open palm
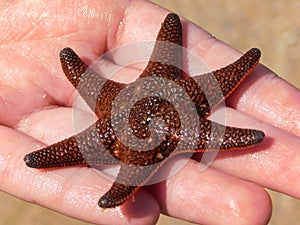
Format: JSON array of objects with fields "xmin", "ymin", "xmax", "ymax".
[{"xmin": 0, "ymin": 1, "xmax": 299, "ymax": 225}]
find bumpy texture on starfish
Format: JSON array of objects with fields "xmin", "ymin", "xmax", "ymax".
[{"xmin": 24, "ymin": 13, "xmax": 264, "ymax": 208}]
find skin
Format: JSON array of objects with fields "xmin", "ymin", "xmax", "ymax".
[{"xmin": 0, "ymin": 0, "xmax": 299, "ymax": 225}]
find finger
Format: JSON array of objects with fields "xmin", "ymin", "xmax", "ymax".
[
  {"xmin": 17, "ymin": 107, "xmax": 76, "ymax": 144},
  {"xmin": 228, "ymin": 66, "xmax": 300, "ymax": 136},
  {"xmin": 150, "ymin": 159, "xmax": 272, "ymax": 225},
  {"xmin": 0, "ymin": 126, "xmax": 160, "ymax": 225},
  {"xmin": 182, "ymin": 21, "xmax": 300, "ymax": 136},
  {"xmin": 181, "ymin": 27, "xmax": 300, "ymax": 136},
  {"xmin": 210, "ymin": 107, "xmax": 300, "ymax": 198}
]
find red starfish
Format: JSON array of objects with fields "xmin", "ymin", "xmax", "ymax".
[{"xmin": 24, "ymin": 13, "xmax": 264, "ymax": 209}]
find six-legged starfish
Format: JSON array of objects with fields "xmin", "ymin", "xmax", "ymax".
[{"xmin": 24, "ymin": 13, "xmax": 264, "ymax": 209}]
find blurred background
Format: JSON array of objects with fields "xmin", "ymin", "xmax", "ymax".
[{"xmin": 1, "ymin": 0, "xmax": 299, "ymax": 225}]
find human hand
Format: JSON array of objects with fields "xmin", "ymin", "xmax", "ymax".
[{"xmin": 0, "ymin": 0, "xmax": 299, "ymax": 225}]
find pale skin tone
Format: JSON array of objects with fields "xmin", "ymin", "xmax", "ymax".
[{"xmin": 0, "ymin": 0, "xmax": 299, "ymax": 225}]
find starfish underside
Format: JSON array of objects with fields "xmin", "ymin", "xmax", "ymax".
[{"xmin": 24, "ymin": 13, "xmax": 264, "ymax": 208}]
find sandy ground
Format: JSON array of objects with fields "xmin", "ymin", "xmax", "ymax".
[{"xmin": 0, "ymin": 0, "xmax": 299, "ymax": 225}]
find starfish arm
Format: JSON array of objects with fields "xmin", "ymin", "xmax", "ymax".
[
  {"xmin": 60, "ymin": 47, "xmax": 125, "ymax": 115},
  {"xmin": 24, "ymin": 124, "xmax": 119, "ymax": 168},
  {"xmin": 24, "ymin": 136, "xmax": 87, "ymax": 168},
  {"xmin": 217, "ymin": 126, "xmax": 265, "ymax": 151},
  {"xmin": 140, "ymin": 13, "xmax": 183, "ymax": 80},
  {"xmin": 178, "ymin": 48, "xmax": 261, "ymax": 116},
  {"xmin": 177, "ymin": 119, "xmax": 264, "ymax": 153},
  {"xmin": 154, "ymin": 13, "xmax": 182, "ymax": 48},
  {"xmin": 210, "ymin": 48, "xmax": 261, "ymax": 100},
  {"xmin": 98, "ymin": 163, "xmax": 159, "ymax": 208}
]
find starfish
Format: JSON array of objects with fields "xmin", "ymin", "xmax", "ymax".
[{"xmin": 24, "ymin": 13, "xmax": 264, "ymax": 209}]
